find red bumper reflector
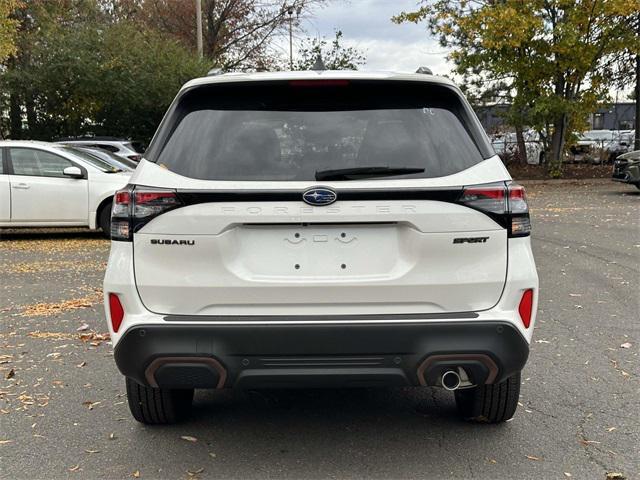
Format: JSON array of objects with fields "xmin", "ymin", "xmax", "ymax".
[
  {"xmin": 518, "ymin": 289, "xmax": 534, "ymax": 329},
  {"xmin": 109, "ymin": 293, "xmax": 124, "ymax": 333}
]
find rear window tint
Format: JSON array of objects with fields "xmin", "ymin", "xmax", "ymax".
[{"xmin": 149, "ymin": 81, "xmax": 489, "ymax": 181}]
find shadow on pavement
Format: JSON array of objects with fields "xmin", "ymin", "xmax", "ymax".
[{"xmin": 0, "ymin": 228, "xmax": 103, "ymax": 241}]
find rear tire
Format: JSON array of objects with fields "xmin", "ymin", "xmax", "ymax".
[
  {"xmin": 454, "ymin": 371, "xmax": 521, "ymax": 423},
  {"xmin": 125, "ymin": 377, "xmax": 194, "ymax": 424},
  {"xmin": 98, "ymin": 201, "xmax": 112, "ymax": 239}
]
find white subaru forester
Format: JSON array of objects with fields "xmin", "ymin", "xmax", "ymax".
[{"xmin": 103, "ymin": 70, "xmax": 538, "ymax": 424}]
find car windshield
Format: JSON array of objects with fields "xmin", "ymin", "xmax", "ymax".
[
  {"xmin": 58, "ymin": 146, "xmax": 122, "ymax": 172},
  {"xmin": 78, "ymin": 147, "xmax": 137, "ymax": 170},
  {"xmin": 150, "ymin": 81, "xmax": 489, "ymax": 181}
]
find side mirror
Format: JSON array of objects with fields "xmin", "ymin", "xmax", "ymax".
[{"xmin": 63, "ymin": 166, "xmax": 83, "ymax": 178}]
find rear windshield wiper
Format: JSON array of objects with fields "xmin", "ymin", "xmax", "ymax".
[{"xmin": 315, "ymin": 166, "xmax": 425, "ymax": 181}]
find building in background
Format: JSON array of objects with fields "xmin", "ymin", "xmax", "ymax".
[
  {"xmin": 588, "ymin": 102, "xmax": 636, "ymax": 130},
  {"xmin": 475, "ymin": 102, "xmax": 636, "ymax": 133}
]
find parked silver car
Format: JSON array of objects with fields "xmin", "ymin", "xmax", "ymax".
[{"xmin": 56, "ymin": 137, "xmax": 144, "ymax": 162}]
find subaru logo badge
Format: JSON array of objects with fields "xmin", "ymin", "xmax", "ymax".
[{"xmin": 302, "ymin": 187, "xmax": 337, "ymax": 206}]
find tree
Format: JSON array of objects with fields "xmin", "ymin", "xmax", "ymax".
[
  {"xmin": 110, "ymin": 0, "xmax": 326, "ymax": 70},
  {"xmin": 394, "ymin": 0, "xmax": 640, "ymax": 176},
  {"xmin": 0, "ymin": 0, "xmax": 20, "ymax": 63},
  {"xmin": 294, "ymin": 30, "xmax": 365, "ymax": 70},
  {"xmin": 1, "ymin": 0, "xmax": 208, "ymax": 141}
]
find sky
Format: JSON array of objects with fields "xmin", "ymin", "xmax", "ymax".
[{"xmin": 282, "ymin": 0, "xmax": 454, "ymax": 75}]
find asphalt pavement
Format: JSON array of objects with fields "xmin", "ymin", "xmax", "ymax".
[{"xmin": 0, "ymin": 180, "xmax": 638, "ymax": 480}]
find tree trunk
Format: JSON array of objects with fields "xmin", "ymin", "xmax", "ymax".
[
  {"xmin": 9, "ymin": 92, "xmax": 22, "ymax": 139},
  {"xmin": 635, "ymin": 47, "xmax": 639, "ymax": 150},
  {"xmin": 25, "ymin": 95, "xmax": 37, "ymax": 138},
  {"xmin": 549, "ymin": 113, "xmax": 568, "ymax": 177},
  {"xmin": 515, "ymin": 125, "xmax": 527, "ymax": 164}
]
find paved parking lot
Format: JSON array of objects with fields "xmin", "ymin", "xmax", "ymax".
[{"xmin": 1, "ymin": 180, "xmax": 638, "ymax": 480}]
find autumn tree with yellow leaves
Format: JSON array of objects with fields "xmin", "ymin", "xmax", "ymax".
[
  {"xmin": 0, "ymin": 0, "xmax": 20, "ymax": 62},
  {"xmin": 395, "ymin": 0, "xmax": 640, "ymax": 176}
]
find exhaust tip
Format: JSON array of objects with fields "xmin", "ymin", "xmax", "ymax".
[{"xmin": 441, "ymin": 370, "xmax": 461, "ymax": 391}]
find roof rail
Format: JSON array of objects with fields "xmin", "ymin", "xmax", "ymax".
[{"xmin": 416, "ymin": 66, "xmax": 433, "ymax": 75}]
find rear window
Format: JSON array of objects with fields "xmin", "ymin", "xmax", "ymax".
[{"xmin": 149, "ymin": 81, "xmax": 489, "ymax": 181}]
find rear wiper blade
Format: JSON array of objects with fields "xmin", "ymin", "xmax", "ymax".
[{"xmin": 315, "ymin": 166, "xmax": 425, "ymax": 181}]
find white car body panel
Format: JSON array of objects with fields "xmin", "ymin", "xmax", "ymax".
[
  {"xmin": 8, "ymin": 174, "xmax": 88, "ymax": 222},
  {"xmin": 103, "ymin": 70, "xmax": 539, "ymax": 353},
  {"xmin": 104, "ymin": 239, "xmax": 538, "ymax": 346},
  {"xmin": 0, "ymin": 173, "xmax": 10, "ymax": 222},
  {"xmin": 0, "ymin": 141, "xmax": 131, "ymax": 229}
]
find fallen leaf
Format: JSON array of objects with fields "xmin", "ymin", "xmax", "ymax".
[
  {"xmin": 132, "ymin": 470, "xmax": 140, "ymax": 478},
  {"xmin": 620, "ymin": 342, "xmax": 631, "ymax": 349},
  {"xmin": 5, "ymin": 368, "xmax": 15, "ymax": 380},
  {"xmin": 76, "ymin": 361, "xmax": 87, "ymax": 368},
  {"xmin": 563, "ymin": 473, "xmax": 572, "ymax": 478},
  {"xmin": 187, "ymin": 468, "xmax": 204, "ymax": 477},
  {"xmin": 68, "ymin": 465, "xmax": 80, "ymax": 472},
  {"xmin": 208, "ymin": 452, "xmax": 216, "ymax": 458},
  {"xmin": 85, "ymin": 449, "xmax": 100, "ymax": 454},
  {"xmin": 82, "ymin": 401, "xmax": 101, "ymax": 410},
  {"xmin": 109, "ymin": 433, "xmax": 116, "ymax": 440},
  {"xmin": 579, "ymin": 439, "xmax": 601, "ymax": 446},
  {"xmin": 0, "ymin": 440, "xmax": 13, "ymax": 445},
  {"xmin": 535, "ymin": 340, "xmax": 550, "ymax": 344},
  {"xmin": 605, "ymin": 473, "xmax": 626, "ymax": 480},
  {"xmin": 76, "ymin": 324, "xmax": 89, "ymax": 332},
  {"xmin": 525, "ymin": 455, "xmax": 541, "ymax": 461},
  {"xmin": 607, "ymin": 427, "xmax": 616, "ymax": 432},
  {"xmin": 569, "ymin": 293, "xmax": 582, "ymax": 297},
  {"xmin": 181, "ymin": 435, "xmax": 198, "ymax": 442}
]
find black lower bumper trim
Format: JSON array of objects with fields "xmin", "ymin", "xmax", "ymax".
[
  {"xmin": 114, "ymin": 321, "xmax": 529, "ymax": 389},
  {"xmin": 163, "ymin": 312, "xmax": 479, "ymax": 321}
]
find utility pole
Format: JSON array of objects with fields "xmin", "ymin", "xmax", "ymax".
[
  {"xmin": 287, "ymin": 6, "xmax": 294, "ymax": 69},
  {"xmin": 196, "ymin": 0, "xmax": 203, "ymax": 59},
  {"xmin": 285, "ymin": 5, "xmax": 302, "ymax": 70}
]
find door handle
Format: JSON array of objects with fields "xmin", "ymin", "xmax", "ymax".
[{"xmin": 12, "ymin": 183, "xmax": 30, "ymax": 190}]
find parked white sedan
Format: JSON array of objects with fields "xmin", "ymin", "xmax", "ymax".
[{"xmin": 0, "ymin": 141, "xmax": 131, "ymax": 236}]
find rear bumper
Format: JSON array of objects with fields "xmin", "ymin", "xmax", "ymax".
[{"xmin": 114, "ymin": 320, "xmax": 529, "ymax": 389}]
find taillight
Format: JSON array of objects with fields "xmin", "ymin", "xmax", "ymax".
[
  {"xmin": 507, "ymin": 184, "xmax": 531, "ymax": 237},
  {"xmin": 110, "ymin": 186, "xmax": 182, "ymax": 241},
  {"xmin": 108, "ymin": 293, "xmax": 124, "ymax": 333},
  {"xmin": 458, "ymin": 182, "xmax": 530, "ymax": 237},
  {"xmin": 518, "ymin": 289, "xmax": 534, "ymax": 329}
]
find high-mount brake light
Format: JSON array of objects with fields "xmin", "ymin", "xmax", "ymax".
[
  {"xmin": 289, "ymin": 80, "xmax": 350, "ymax": 87},
  {"xmin": 458, "ymin": 183, "xmax": 530, "ymax": 237},
  {"xmin": 110, "ymin": 186, "xmax": 182, "ymax": 241}
]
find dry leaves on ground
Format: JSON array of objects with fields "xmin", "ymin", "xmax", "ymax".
[{"xmin": 21, "ymin": 291, "xmax": 102, "ymax": 317}]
